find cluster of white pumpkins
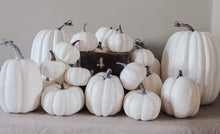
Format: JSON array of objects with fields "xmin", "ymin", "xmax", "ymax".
[{"xmin": 0, "ymin": 20, "xmax": 220, "ymax": 121}]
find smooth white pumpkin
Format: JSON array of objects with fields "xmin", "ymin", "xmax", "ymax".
[
  {"xmin": 85, "ymin": 69, "xmax": 124, "ymax": 116},
  {"xmin": 123, "ymin": 84, "xmax": 161, "ymax": 121},
  {"xmin": 161, "ymin": 22, "xmax": 220, "ymax": 105},
  {"xmin": 0, "ymin": 40, "xmax": 43, "ymax": 113},
  {"xmin": 142, "ymin": 66, "xmax": 162, "ymax": 95},
  {"xmin": 118, "ymin": 62, "xmax": 146, "ymax": 90},
  {"xmin": 150, "ymin": 58, "xmax": 160, "ymax": 75},
  {"xmin": 41, "ymin": 83, "xmax": 84, "ymax": 116},
  {"xmin": 71, "ymin": 23, "xmax": 98, "ymax": 51},
  {"xmin": 131, "ymin": 49, "xmax": 155, "ymax": 66},
  {"xmin": 107, "ymin": 25, "xmax": 133, "ymax": 52},
  {"xmin": 31, "ymin": 20, "xmax": 73, "ymax": 65},
  {"xmin": 40, "ymin": 50, "xmax": 66, "ymax": 81},
  {"xmin": 54, "ymin": 41, "xmax": 80, "ymax": 64},
  {"xmin": 161, "ymin": 70, "xmax": 200, "ymax": 118}
]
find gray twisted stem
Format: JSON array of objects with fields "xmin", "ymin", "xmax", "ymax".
[
  {"xmin": 140, "ymin": 83, "xmax": 146, "ymax": 95},
  {"xmin": 57, "ymin": 20, "xmax": 73, "ymax": 30},
  {"xmin": 177, "ymin": 70, "xmax": 183, "ymax": 79},
  {"xmin": 103, "ymin": 68, "xmax": 112, "ymax": 79},
  {"xmin": 81, "ymin": 23, "xmax": 87, "ymax": 32},
  {"xmin": 174, "ymin": 21, "xmax": 195, "ymax": 32}
]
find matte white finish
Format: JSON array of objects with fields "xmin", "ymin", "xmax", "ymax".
[
  {"xmin": 123, "ymin": 90, "xmax": 161, "ymax": 121},
  {"xmin": 31, "ymin": 29, "xmax": 73, "ymax": 65},
  {"xmin": 54, "ymin": 42, "xmax": 80, "ymax": 64},
  {"xmin": 0, "ymin": 59, "xmax": 43, "ymax": 113},
  {"xmin": 150, "ymin": 58, "xmax": 160, "ymax": 75},
  {"xmin": 119, "ymin": 62, "xmax": 146, "ymax": 90},
  {"xmin": 161, "ymin": 31, "xmax": 220, "ymax": 105},
  {"xmin": 65, "ymin": 67, "xmax": 91, "ymax": 86},
  {"xmin": 41, "ymin": 84, "xmax": 84, "ymax": 116},
  {"xmin": 161, "ymin": 76, "xmax": 200, "ymax": 118},
  {"xmin": 85, "ymin": 72, "xmax": 124, "ymax": 116},
  {"xmin": 131, "ymin": 49, "xmax": 155, "ymax": 66}
]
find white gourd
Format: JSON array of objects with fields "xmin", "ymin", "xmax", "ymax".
[
  {"xmin": 131, "ymin": 49, "xmax": 155, "ymax": 66},
  {"xmin": 41, "ymin": 83, "xmax": 84, "ymax": 116},
  {"xmin": 31, "ymin": 20, "xmax": 73, "ymax": 65},
  {"xmin": 0, "ymin": 40, "xmax": 43, "ymax": 113},
  {"xmin": 150, "ymin": 58, "xmax": 160, "ymax": 75},
  {"xmin": 71, "ymin": 23, "xmax": 98, "ymax": 51},
  {"xmin": 85, "ymin": 69, "xmax": 124, "ymax": 116},
  {"xmin": 123, "ymin": 84, "xmax": 161, "ymax": 121},
  {"xmin": 161, "ymin": 70, "xmax": 200, "ymax": 118},
  {"xmin": 161, "ymin": 22, "xmax": 220, "ymax": 105}
]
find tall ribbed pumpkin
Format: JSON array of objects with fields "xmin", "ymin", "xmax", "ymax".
[{"xmin": 161, "ymin": 21, "xmax": 220, "ymax": 105}]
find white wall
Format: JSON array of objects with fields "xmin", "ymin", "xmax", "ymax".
[
  {"xmin": 0, "ymin": 0, "xmax": 212, "ymax": 66},
  {"xmin": 212, "ymin": 0, "xmax": 220, "ymax": 41}
]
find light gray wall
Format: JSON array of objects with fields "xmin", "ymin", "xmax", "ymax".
[
  {"xmin": 212, "ymin": 0, "xmax": 220, "ymax": 41},
  {"xmin": 0, "ymin": 0, "xmax": 212, "ymax": 66}
]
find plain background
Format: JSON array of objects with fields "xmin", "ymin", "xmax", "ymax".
[{"xmin": 0, "ymin": 0, "xmax": 217, "ymax": 66}]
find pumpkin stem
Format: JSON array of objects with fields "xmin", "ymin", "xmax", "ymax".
[
  {"xmin": 116, "ymin": 62, "xmax": 127, "ymax": 67},
  {"xmin": 174, "ymin": 21, "xmax": 195, "ymax": 32},
  {"xmin": 177, "ymin": 70, "xmax": 183, "ymax": 78},
  {"xmin": 60, "ymin": 83, "xmax": 65, "ymax": 90},
  {"xmin": 71, "ymin": 40, "xmax": 80, "ymax": 46},
  {"xmin": 69, "ymin": 64, "xmax": 74, "ymax": 67},
  {"xmin": 57, "ymin": 20, "xmax": 73, "ymax": 30},
  {"xmin": 134, "ymin": 38, "xmax": 148, "ymax": 49},
  {"xmin": 76, "ymin": 60, "xmax": 81, "ymax": 67},
  {"xmin": 110, "ymin": 27, "xmax": 113, "ymax": 30},
  {"xmin": 118, "ymin": 24, "xmax": 123, "ymax": 33},
  {"xmin": 0, "ymin": 39, "xmax": 24, "ymax": 60},
  {"xmin": 146, "ymin": 66, "xmax": 152, "ymax": 76},
  {"xmin": 82, "ymin": 23, "xmax": 87, "ymax": 32},
  {"xmin": 140, "ymin": 83, "xmax": 146, "ymax": 95},
  {"xmin": 97, "ymin": 42, "xmax": 103, "ymax": 50},
  {"xmin": 46, "ymin": 77, "xmax": 50, "ymax": 81},
  {"xmin": 103, "ymin": 68, "xmax": 112, "ymax": 79},
  {"xmin": 49, "ymin": 50, "xmax": 56, "ymax": 61}
]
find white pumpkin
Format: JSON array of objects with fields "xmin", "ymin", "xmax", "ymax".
[
  {"xmin": 123, "ymin": 84, "xmax": 161, "ymax": 121},
  {"xmin": 71, "ymin": 23, "xmax": 98, "ymax": 51},
  {"xmin": 142, "ymin": 66, "xmax": 162, "ymax": 95},
  {"xmin": 161, "ymin": 21, "xmax": 220, "ymax": 105},
  {"xmin": 40, "ymin": 50, "xmax": 66, "ymax": 81},
  {"xmin": 118, "ymin": 62, "xmax": 146, "ymax": 90},
  {"xmin": 41, "ymin": 83, "xmax": 84, "ymax": 116},
  {"xmin": 161, "ymin": 70, "xmax": 200, "ymax": 118},
  {"xmin": 54, "ymin": 41, "xmax": 80, "ymax": 64},
  {"xmin": 65, "ymin": 61, "xmax": 91, "ymax": 86},
  {"xmin": 85, "ymin": 69, "xmax": 124, "ymax": 116},
  {"xmin": 107, "ymin": 25, "xmax": 133, "ymax": 52},
  {"xmin": 150, "ymin": 58, "xmax": 160, "ymax": 75},
  {"xmin": 31, "ymin": 20, "xmax": 73, "ymax": 65},
  {"xmin": 131, "ymin": 49, "xmax": 155, "ymax": 66},
  {"xmin": 0, "ymin": 40, "xmax": 43, "ymax": 113}
]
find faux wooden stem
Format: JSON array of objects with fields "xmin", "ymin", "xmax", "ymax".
[
  {"xmin": 71, "ymin": 40, "xmax": 80, "ymax": 46},
  {"xmin": 60, "ymin": 83, "xmax": 65, "ymax": 90},
  {"xmin": 146, "ymin": 66, "xmax": 152, "ymax": 76},
  {"xmin": 0, "ymin": 40, "xmax": 24, "ymax": 60},
  {"xmin": 46, "ymin": 77, "xmax": 50, "ymax": 81},
  {"xmin": 140, "ymin": 83, "xmax": 146, "ymax": 95},
  {"xmin": 134, "ymin": 38, "xmax": 147, "ymax": 49},
  {"xmin": 103, "ymin": 68, "xmax": 112, "ymax": 79},
  {"xmin": 110, "ymin": 27, "xmax": 113, "ymax": 29},
  {"xmin": 174, "ymin": 21, "xmax": 195, "ymax": 32},
  {"xmin": 116, "ymin": 62, "xmax": 127, "ymax": 67},
  {"xmin": 118, "ymin": 24, "xmax": 123, "ymax": 33},
  {"xmin": 57, "ymin": 20, "xmax": 73, "ymax": 30},
  {"xmin": 82, "ymin": 23, "xmax": 87, "ymax": 32},
  {"xmin": 49, "ymin": 50, "xmax": 56, "ymax": 61},
  {"xmin": 177, "ymin": 70, "xmax": 183, "ymax": 78},
  {"xmin": 97, "ymin": 42, "xmax": 103, "ymax": 50}
]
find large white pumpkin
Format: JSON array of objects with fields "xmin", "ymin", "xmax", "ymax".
[
  {"xmin": 85, "ymin": 69, "xmax": 124, "ymax": 116},
  {"xmin": 41, "ymin": 83, "xmax": 84, "ymax": 116},
  {"xmin": 161, "ymin": 70, "xmax": 200, "ymax": 118},
  {"xmin": 123, "ymin": 84, "xmax": 161, "ymax": 121},
  {"xmin": 31, "ymin": 20, "xmax": 73, "ymax": 65},
  {"xmin": 161, "ymin": 22, "xmax": 220, "ymax": 105},
  {"xmin": 0, "ymin": 40, "xmax": 43, "ymax": 113}
]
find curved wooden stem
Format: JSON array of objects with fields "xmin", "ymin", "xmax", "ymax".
[
  {"xmin": 134, "ymin": 38, "xmax": 148, "ymax": 49},
  {"xmin": 97, "ymin": 42, "xmax": 103, "ymax": 50},
  {"xmin": 49, "ymin": 50, "xmax": 56, "ymax": 61},
  {"xmin": 140, "ymin": 83, "xmax": 146, "ymax": 95},
  {"xmin": 57, "ymin": 20, "xmax": 73, "ymax": 30},
  {"xmin": 103, "ymin": 68, "xmax": 112, "ymax": 79},
  {"xmin": 71, "ymin": 40, "xmax": 80, "ymax": 46},
  {"xmin": 60, "ymin": 83, "xmax": 65, "ymax": 90},
  {"xmin": 116, "ymin": 62, "xmax": 127, "ymax": 67},
  {"xmin": 146, "ymin": 66, "xmax": 152, "ymax": 76},
  {"xmin": 82, "ymin": 23, "xmax": 87, "ymax": 32},
  {"xmin": 177, "ymin": 70, "xmax": 183, "ymax": 78},
  {"xmin": 118, "ymin": 24, "xmax": 123, "ymax": 33},
  {"xmin": 174, "ymin": 21, "xmax": 195, "ymax": 32}
]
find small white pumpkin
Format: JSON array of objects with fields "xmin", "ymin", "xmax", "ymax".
[
  {"xmin": 117, "ymin": 62, "xmax": 146, "ymax": 90},
  {"xmin": 107, "ymin": 25, "xmax": 133, "ymax": 52},
  {"xmin": 40, "ymin": 50, "xmax": 66, "ymax": 81},
  {"xmin": 123, "ymin": 84, "xmax": 161, "ymax": 121},
  {"xmin": 131, "ymin": 49, "xmax": 155, "ymax": 66},
  {"xmin": 142, "ymin": 66, "xmax": 162, "ymax": 95},
  {"xmin": 41, "ymin": 83, "xmax": 84, "ymax": 116},
  {"xmin": 150, "ymin": 58, "xmax": 160, "ymax": 75},
  {"xmin": 54, "ymin": 41, "xmax": 80, "ymax": 64},
  {"xmin": 161, "ymin": 70, "xmax": 200, "ymax": 118},
  {"xmin": 71, "ymin": 23, "xmax": 98, "ymax": 51},
  {"xmin": 65, "ymin": 61, "xmax": 91, "ymax": 86},
  {"xmin": 0, "ymin": 40, "xmax": 43, "ymax": 113},
  {"xmin": 85, "ymin": 69, "xmax": 124, "ymax": 116},
  {"xmin": 31, "ymin": 20, "xmax": 73, "ymax": 65}
]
